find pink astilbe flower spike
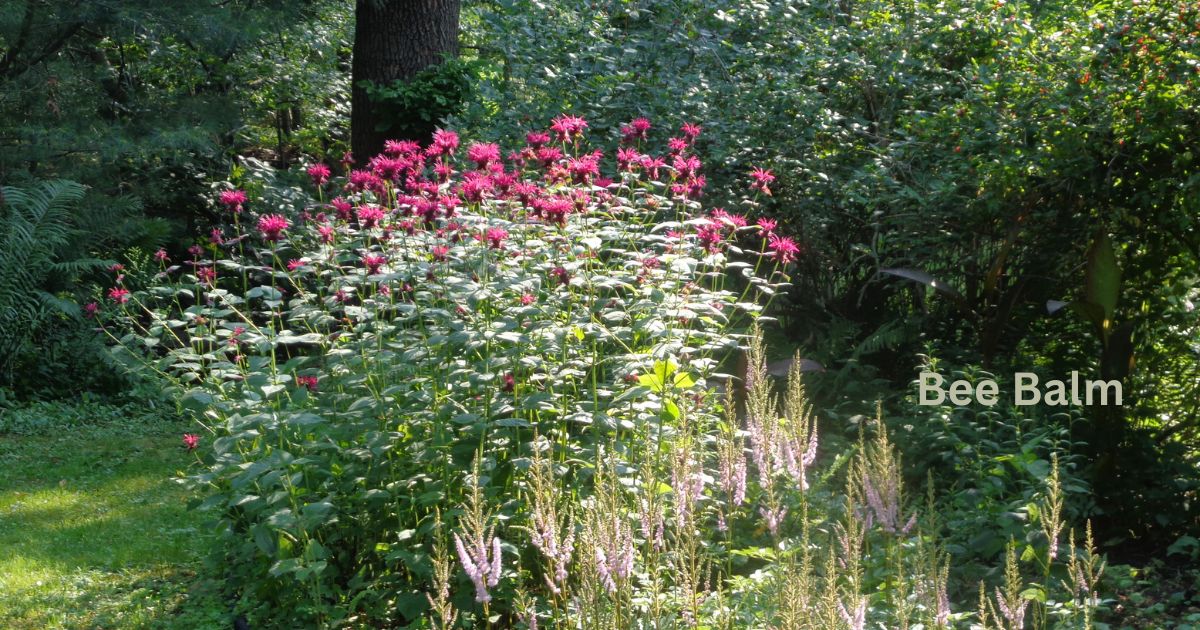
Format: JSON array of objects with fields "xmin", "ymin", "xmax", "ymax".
[
  {"xmin": 453, "ymin": 530, "xmax": 502, "ymax": 604},
  {"xmin": 758, "ymin": 504, "xmax": 787, "ymax": 537},
  {"xmin": 837, "ymin": 596, "xmax": 868, "ymax": 630},
  {"xmin": 594, "ymin": 513, "xmax": 634, "ymax": 593},
  {"xmin": 778, "ymin": 423, "xmax": 818, "ymax": 491},
  {"xmin": 996, "ymin": 587, "xmax": 1029, "ymax": 629}
]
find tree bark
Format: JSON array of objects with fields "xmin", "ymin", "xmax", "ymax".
[{"xmin": 351, "ymin": 0, "xmax": 460, "ymax": 161}]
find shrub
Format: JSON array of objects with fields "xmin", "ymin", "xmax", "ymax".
[{"xmin": 104, "ymin": 119, "xmax": 1104, "ymax": 627}]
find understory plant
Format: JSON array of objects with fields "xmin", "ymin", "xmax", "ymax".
[{"xmin": 102, "ymin": 118, "xmax": 1104, "ymax": 627}]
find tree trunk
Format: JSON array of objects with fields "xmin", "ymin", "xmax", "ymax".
[{"xmin": 351, "ymin": 0, "xmax": 460, "ymax": 161}]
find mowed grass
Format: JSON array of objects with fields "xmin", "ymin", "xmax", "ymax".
[{"xmin": 0, "ymin": 402, "xmax": 229, "ymax": 629}]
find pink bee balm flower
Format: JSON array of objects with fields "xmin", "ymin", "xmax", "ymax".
[
  {"xmin": 696, "ymin": 222, "xmax": 723, "ymax": 252},
  {"xmin": 519, "ymin": 293, "xmax": 535, "ymax": 306},
  {"xmin": 330, "ymin": 197, "xmax": 353, "ymax": 221},
  {"xmin": 756, "ymin": 217, "xmax": 777, "ymax": 235},
  {"xmin": 431, "ymin": 245, "xmax": 450, "ymax": 262},
  {"xmin": 187, "ymin": 245, "xmax": 203, "ymax": 258},
  {"xmin": 154, "ymin": 249, "xmax": 169, "ymax": 263},
  {"xmin": 362, "ymin": 254, "xmax": 387, "ymax": 274},
  {"xmin": 549, "ymin": 114, "xmax": 588, "ymax": 142},
  {"xmin": 749, "ymin": 167, "xmax": 776, "ymax": 196},
  {"xmin": 768, "ymin": 234, "xmax": 801, "ymax": 264},
  {"xmin": 307, "ymin": 163, "xmax": 331, "ymax": 187},
  {"xmin": 356, "ymin": 205, "xmax": 386, "ymax": 229},
  {"xmin": 296, "ymin": 376, "xmax": 319, "ymax": 392},
  {"xmin": 502, "ymin": 373, "xmax": 515, "ymax": 392},
  {"xmin": 83, "ymin": 301, "xmax": 100, "ymax": 318},
  {"xmin": 257, "ymin": 214, "xmax": 290, "ymax": 241},
  {"xmin": 196, "ymin": 266, "xmax": 216, "ymax": 284},
  {"xmin": 346, "ymin": 169, "xmax": 382, "ymax": 193},
  {"xmin": 485, "ymin": 227, "xmax": 508, "ymax": 249},
  {"xmin": 384, "ymin": 140, "xmax": 422, "ymax": 156},
  {"xmin": 219, "ymin": 189, "xmax": 247, "ymax": 213},
  {"xmin": 667, "ymin": 137, "xmax": 689, "ymax": 154},
  {"xmin": 182, "ymin": 433, "xmax": 200, "ymax": 450},
  {"xmin": 286, "ymin": 259, "xmax": 304, "ymax": 271},
  {"xmin": 466, "ymin": 142, "xmax": 502, "ymax": 168},
  {"xmin": 431, "ymin": 129, "xmax": 460, "ymax": 155},
  {"xmin": 107, "ymin": 287, "xmax": 130, "ymax": 304},
  {"xmin": 525, "ymin": 131, "xmax": 551, "ymax": 148},
  {"xmin": 620, "ymin": 117, "xmax": 652, "ymax": 142},
  {"xmin": 680, "ymin": 122, "xmax": 702, "ymax": 139},
  {"xmin": 318, "ymin": 225, "xmax": 335, "ymax": 244}
]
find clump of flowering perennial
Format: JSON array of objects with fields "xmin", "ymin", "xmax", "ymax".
[{"xmin": 101, "ymin": 115, "xmax": 832, "ymax": 626}]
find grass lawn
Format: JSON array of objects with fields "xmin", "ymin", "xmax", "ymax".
[{"xmin": 0, "ymin": 402, "xmax": 229, "ymax": 629}]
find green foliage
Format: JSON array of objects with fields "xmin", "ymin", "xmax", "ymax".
[
  {"xmin": 0, "ymin": 181, "xmax": 106, "ymax": 389},
  {"xmin": 463, "ymin": 0, "xmax": 1200, "ymax": 543},
  {"xmin": 362, "ymin": 57, "xmax": 476, "ymax": 140}
]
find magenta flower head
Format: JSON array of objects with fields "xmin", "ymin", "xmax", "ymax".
[
  {"xmin": 107, "ymin": 287, "xmax": 131, "ymax": 304},
  {"xmin": 384, "ymin": 139, "xmax": 422, "ymax": 156},
  {"xmin": 362, "ymin": 254, "xmax": 387, "ymax": 275},
  {"xmin": 182, "ymin": 433, "xmax": 200, "ymax": 450},
  {"xmin": 696, "ymin": 222, "xmax": 723, "ymax": 253},
  {"xmin": 526, "ymin": 131, "xmax": 551, "ymax": 148},
  {"xmin": 485, "ymin": 227, "xmax": 508, "ymax": 250},
  {"xmin": 196, "ymin": 266, "xmax": 216, "ymax": 285},
  {"xmin": 431, "ymin": 129, "xmax": 460, "ymax": 155},
  {"xmin": 750, "ymin": 167, "xmax": 776, "ymax": 196},
  {"xmin": 466, "ymin": 142, "xmax": 502, "ymax": 168},
  {"xmin": 552, "ymin": 266, "xmax": 570, "ymax": 286},
  {"xmin": 256, "ymin": 214, "xmax": 290, "ymax": 242},
  {"xmin": 83, "ymin": 301, "xmax": 100, "ymax": 318},
  {"xmin": 620, "ymin": 117, "xmax": 652, "ymax": 142},
  {"xmin": 296, "ymin": 375, "xmax": 319, "ymax": 392},
  {"xmin": 307, "ymin": 163, "xmax": 331, "ymax": 187},
  {"xmin": 680, "ymin": 122, "xmax": 702, "ymax": 139},
  {"xmin": 219, "ymin": 189, "xmax": 247, "ymax": 213},
  {"xmin": 768, "ymin": 234, "xmax": 801, "ymax": 264},
  {"xmin": 154, "ymin": 248, "xmax": 170, "ymax": 263},
  {"xmin": 356, "ymin": 205, "xmax": 386, "ymax": 229},
  {"xmin": 756, "ymin": 217, "xmax": 778, "ymax": 235},
  {"xmin": 549, "ymin": 114, "xmax": 588, "ymax": 143}
]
